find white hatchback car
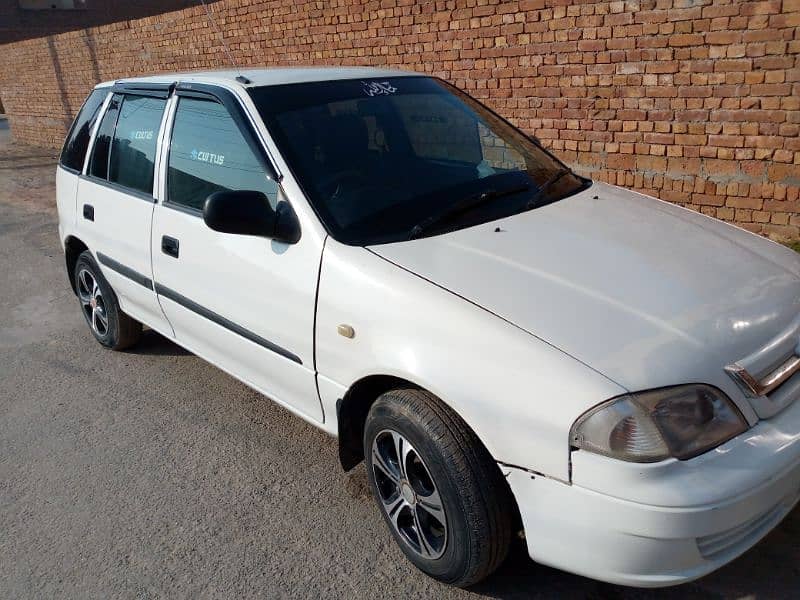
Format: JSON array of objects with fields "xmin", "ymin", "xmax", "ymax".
[{"xmin": 56, "ymin": 67, "xmax": 800, "ymax": 588}]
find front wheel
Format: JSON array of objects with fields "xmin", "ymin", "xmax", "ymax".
[
  {"xmin": 74, "ymin": 250, "xmax": 142, "ymax": 350},
  {"xmin": 364, "ymin": 388, "xmax": 514, "ymax": 587}
]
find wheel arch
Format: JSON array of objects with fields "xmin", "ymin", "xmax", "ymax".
[
  {"xmin": 335, "ymin": 373, "xmax": 503, "ymax": 475},
  {"xmin": 336, "ymin": 374, "xmax": 415, "ymax": 471},
  {"xmin": 64, "ymin": 235, "xmax": 89, "ymax": 294},
  {"xmin": 337, "ymin": 373, "xmax": 525, "ymax": 543}
]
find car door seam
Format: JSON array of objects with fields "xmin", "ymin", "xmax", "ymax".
[{"xmin": 312, "ymin": 234, "xmax": 329, "ymax": 423}]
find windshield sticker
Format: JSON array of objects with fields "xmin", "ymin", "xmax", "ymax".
[
  {"xmin": 190, "ymin": 148, "xmax": 225, "ymax": 166},
  {"xmin": 362, "ymin": 81, "xmax": 397, "ymax": 97}
]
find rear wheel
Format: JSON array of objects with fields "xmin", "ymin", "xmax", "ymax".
[
  {"xmin": 74, "ymin": 251, "xmax": 141, "ymax": 350},
  {"xmin": 364, "ymin": 388, "xmax": 513, "ymax": 587}
]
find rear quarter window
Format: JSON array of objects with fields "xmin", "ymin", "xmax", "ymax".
[{"xmin": 60, "ymin": 88, "xmax": 108, "ymax": 172}]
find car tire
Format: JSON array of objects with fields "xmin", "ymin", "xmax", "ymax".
[
  {"xmin": 364, "ymin": 388, "xmax": 513, "ymax": 587},
  {"xmin": 74, "ymin": 250, "xmax": 142, "ymax": 350}
]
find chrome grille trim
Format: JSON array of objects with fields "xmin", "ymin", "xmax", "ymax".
[{"xmin": 725, "ymin": 355, "xmax": 800, "ymax": 398}]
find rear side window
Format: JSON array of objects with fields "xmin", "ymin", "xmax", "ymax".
[
  {"xmin": 89, "ymin": 94, "xmax": 121, "ymax": 180},
  {"xmin": 167, "ymin": 97, "xmax": 278, "ymax": 211},
  {"xmin": 109, "ymin": 95, "xmax": 166, "ymax": 195},
  {"xmin": 60, "ymin": 88, "xmax": 107, "ymax": 172}
]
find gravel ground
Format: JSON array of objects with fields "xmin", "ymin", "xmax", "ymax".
[{"xmin": 0, "ymin": 124, "xmax": 798, "ymax": 599}]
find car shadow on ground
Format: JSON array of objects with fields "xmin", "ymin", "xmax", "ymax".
[{"xmin": 126, "ymin": 329, "xmax": 191, "ymax": 356}]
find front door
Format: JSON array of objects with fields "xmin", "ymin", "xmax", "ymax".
[{"xmin": 150, "ymin": 90, "xmax": 323, "ymax": 422}]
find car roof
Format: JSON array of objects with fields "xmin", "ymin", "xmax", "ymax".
[{"xmin": 99, "ymin": 66, "xmax": 420, "ymax": 89}]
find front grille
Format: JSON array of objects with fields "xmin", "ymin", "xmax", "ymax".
[{"xmin": 697, "ymin": 491, "xmax": 799, "ymax": 560}]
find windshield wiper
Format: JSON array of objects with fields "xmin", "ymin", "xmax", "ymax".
[
  {"xmin": 526, "ymin": 168, "xmax": 572, "ymax": 209},
  {"xmin": 408, "ymin": 182, "xmax": 530, "ymax": 240}
]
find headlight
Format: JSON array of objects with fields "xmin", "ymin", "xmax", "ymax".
[{"xmin": 569, "ymin": 385, "xmax": 749, "ymax": 462}]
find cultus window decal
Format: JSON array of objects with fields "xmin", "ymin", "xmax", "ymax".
[
  {"xmin": 131, "ymin": 129, "xmax": 154, "ymax": 140},
  {"xmin": 190, "ymin": 149, "xmax": 225, "ymax": 165}
]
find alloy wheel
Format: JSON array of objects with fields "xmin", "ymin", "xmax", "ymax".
[
  {"xmin": 77, "ymin": 268, "xmax": 108, "ymax": 337},
  {"xmin": 371, "ymin": 429, "xmax": 448, "ymax": 559}
]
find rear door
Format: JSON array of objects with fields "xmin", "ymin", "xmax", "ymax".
[
  {"xmin": 75, "ymin": 88, "xmax": 173, "ymax": 333},
  {"xmin": 150, "ymin": 85, "xmax": 323, "ymax": 422}
]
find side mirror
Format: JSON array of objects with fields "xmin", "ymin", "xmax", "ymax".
[{"xmin": 203, "ymin": 190, "xmax": 300, "ymax": 244}]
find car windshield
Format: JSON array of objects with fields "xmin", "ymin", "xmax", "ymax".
[{"xmin": 249, "ymin": 76, "xmax": 588, "ymax": 245}]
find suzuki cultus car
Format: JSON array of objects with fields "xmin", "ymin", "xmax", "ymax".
[{"xmin": 56, "ymin": 67, "xmax": 800, "ymax": 588}]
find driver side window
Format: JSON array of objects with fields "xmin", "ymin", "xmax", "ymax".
[{"xmin": 167, "ymin": 97, "xmax": 278, "ymax": 211}]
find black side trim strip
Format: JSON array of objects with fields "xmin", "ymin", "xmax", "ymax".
[
  {"xmin": 154, "ymin": 283, "xmax": 302, "ymax": 365},
  {"xmin": 97, "ymin": 252, "xmax": 153, "ymax": 290}
]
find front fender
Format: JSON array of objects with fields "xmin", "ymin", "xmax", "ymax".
[{"xmin": 315, "ymin": 240, "xmax": 625, "ymax": 481}]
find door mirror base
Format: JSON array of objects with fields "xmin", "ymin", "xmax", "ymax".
[{"xmin": 274, "ymin": 201, "xmax": 301, "ymax": 244}]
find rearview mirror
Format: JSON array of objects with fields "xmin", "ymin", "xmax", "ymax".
[{"xmin": 203, "ymin": 190, "xmax": 300, "ymax": 244}]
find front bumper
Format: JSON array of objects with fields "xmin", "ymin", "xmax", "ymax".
[{"xmin": 504, "ymin": 396, "xmax": 800, "ymax": 587}]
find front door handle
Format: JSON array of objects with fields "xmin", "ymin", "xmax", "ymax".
[
  {"xmin": 82, "ymin": 204, "xmax": 94, "ymax": 221},
  {"xmin": 161, "ymin": 235, "xmax": 179, "ymax": 258}
]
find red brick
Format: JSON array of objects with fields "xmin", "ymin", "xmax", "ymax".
[
  {"xmin": 705, "ymin": 31, "xmax": 743, "ymax": 45},
  {"xmin": 669, "ymin": 33, "xmax": 704, "ymax": 47},
  {"xmin": 713, "ymin": 59, "xmax": 752, "ymax": 72},
  {"xmin": 751, "ymin": 83, "xmax": 793, "ymax": 96}
]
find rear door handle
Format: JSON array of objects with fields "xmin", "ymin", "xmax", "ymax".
[
  {"xmin": 82, "ymin": 204, "xmax": 94, "ymax": 221},
  {"xmin": 161, "ymin": 235, "xmax": 179, "ymax": 258}
]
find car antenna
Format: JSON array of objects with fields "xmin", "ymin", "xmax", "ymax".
[{"xmin": 198, "ymin": 0, "xmax": 250, "ymax": 84}]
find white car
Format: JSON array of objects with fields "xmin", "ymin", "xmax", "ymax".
[{"xmin": 56, "ymin": 67, "xmax": 800, "ymax": 588}]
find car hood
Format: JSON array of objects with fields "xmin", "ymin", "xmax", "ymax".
[{"xmin": 369, "ymin": 182, "xmax": 800, "ymax": 394}]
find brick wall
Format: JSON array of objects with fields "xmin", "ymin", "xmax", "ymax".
[{"xmin": 0, "ymin": 0, "xmax": 798, "ymax": 240}]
